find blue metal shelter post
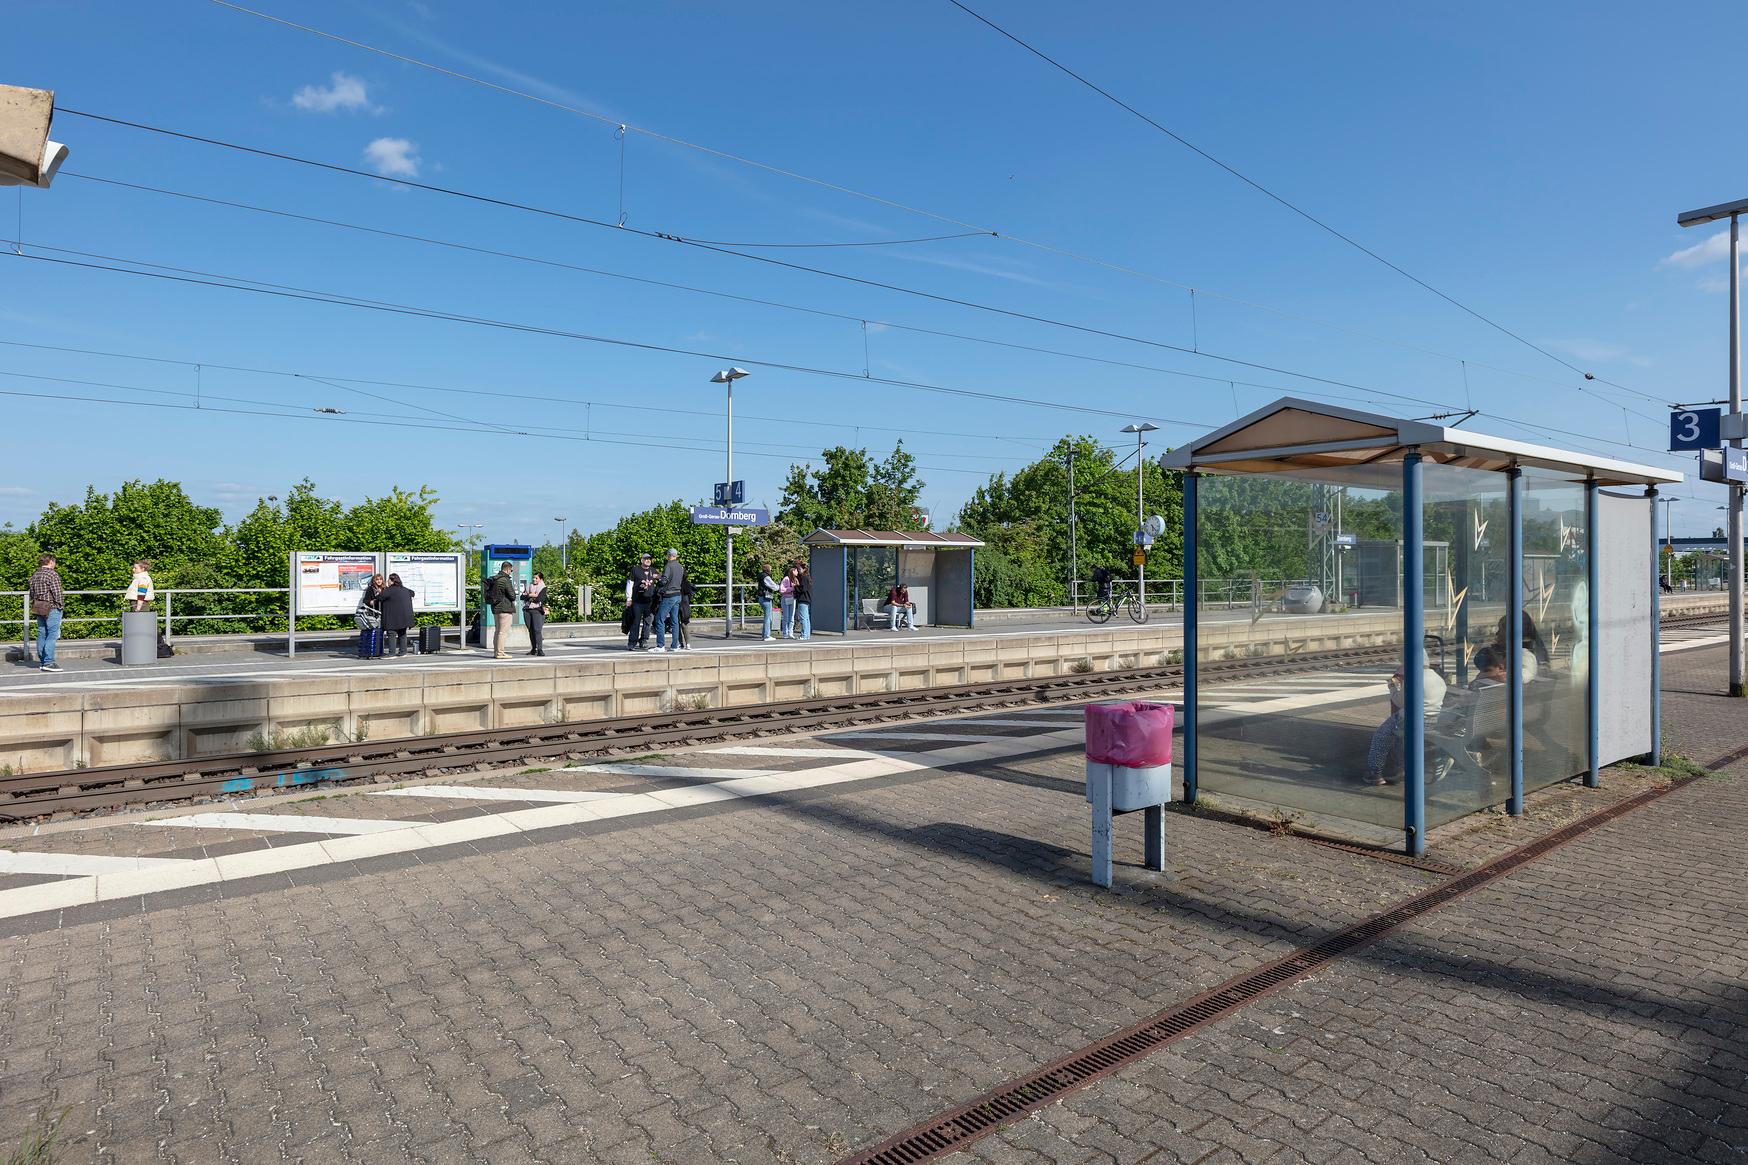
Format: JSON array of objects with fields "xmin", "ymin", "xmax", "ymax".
[
  {"xmin": 1402, "ymin": 451, "xmax": 1426, "ymax": 856},
  {"xmin": 1506, "ymin": 467, "xmax": 1525, "ymax": 817},
  {"xmin": 1182, "ymin": 472, "xmax": 1199, "ymax": 805},
  {"xmin": 1648, "ymin": 486, "xmax": 1662, "ymax": 767},
  {"xmin": 1586, "ymin": 479, "xmax": 1601, "ymax": 788}
]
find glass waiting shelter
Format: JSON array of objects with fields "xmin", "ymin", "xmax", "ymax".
[
  {"xmin": 1160, "ymin": 399, "xmax": 1681, "ymax": 855},
  {"xmin": 802, "ymin": 529, "xmax": 983, "ymax": 632}
]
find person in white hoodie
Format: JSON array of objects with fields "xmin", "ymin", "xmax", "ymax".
[{"xmin": 127, "ymin": 560, "xmax": 155, "ymax": 612}]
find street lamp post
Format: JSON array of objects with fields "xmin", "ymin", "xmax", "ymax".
[
  {"xmin": 553, "ymin": 516, "xmax": 569, "ymax": 572},
  {"xmin": 710, "ymin": 367, "xmax": 749, "ymax": 638},
  {"xmin": 1678, "ymin": 197, "xmax": 1747, "ymax": 695},
  {"xmin": 1658, "ymin": 498, "xmax": 1678, "ymax": 588},
  {"xmin": 1121, "ymin": 422, "xmax": 1159, "ymax": 607}
]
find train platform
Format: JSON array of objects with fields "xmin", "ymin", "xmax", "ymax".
[{"xmin": 0, "ymin": 634, "xmax": 1740, "ymax": 1163}]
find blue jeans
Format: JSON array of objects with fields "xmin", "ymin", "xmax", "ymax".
[
  {"xmin": 780, "ymin": 596, "xmax": 795, "ymax": 637},
  {"xmin": 1366, "ymin": 711, "xmax": 1401, "ymax": 783},
  {"xmin": 36, "ymin": 607, "xmax": 62, "ymax": 666},
  {"xmin": 654, "ymin": 595, "xmax": 682, "ymax": 648},
  {"xmin": 758, "ymin": 597, "xmax": 774, "ymax": 640},
  {"xmin": 796, "ymin": 602, "xmax": 811, "ymax": 639}
]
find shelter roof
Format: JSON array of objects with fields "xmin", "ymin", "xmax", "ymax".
[
  {"xmin": 802, "ymin": 529, "xmax": 985, "ymax": 548},
  {"xmin": 1158, "ymin": 398, "xmax": 1682, "ymax": 487}
]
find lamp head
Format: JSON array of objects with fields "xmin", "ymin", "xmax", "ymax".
[{"xmin": 710, "ymin": 367, "xmax": 750, "ymax": 383}]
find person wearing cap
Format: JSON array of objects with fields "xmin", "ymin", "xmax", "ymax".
[
  {"xmin": 625, "ymin": 552, "xmax": 659, "ymax": 650},
  {"xmin": 654, "ymin": 548, "xmax": 687, "ymax": 653}
]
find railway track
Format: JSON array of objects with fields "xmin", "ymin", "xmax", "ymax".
[
  {"xmin": 0, "ymin": 645, "xmax": 1403, "ymax": 821},
  {"xmin": 3, "ymin": 607, "xmax": 1728, "ymax": 822}
]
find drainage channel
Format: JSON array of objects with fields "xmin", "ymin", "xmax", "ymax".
[{"xmin": 837, "ymin": 772, "xmax": 1701, "ymax": 1165}]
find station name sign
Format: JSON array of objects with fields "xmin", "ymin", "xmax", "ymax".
[{"xmin": 690, "ymin": 505, "xmax": 771, "ymax": 526}]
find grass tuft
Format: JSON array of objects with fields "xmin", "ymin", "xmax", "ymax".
[{"xmin": 5, "ymin": 1108, "xmax": 70, "ymax": 1165}]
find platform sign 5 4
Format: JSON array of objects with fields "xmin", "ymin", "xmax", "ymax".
[{"xmin": 1669, "ymin": 407, "xmax": 1722, "ymax": 452}]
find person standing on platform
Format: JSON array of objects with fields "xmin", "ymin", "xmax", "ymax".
[
  {"xmin": 523, "ymin": 571, "xmax": 549, "ymax": 657},
  {"xmin": 754, "ymin": 565, "xmax": 779, "ymax": 642},
  {"xmin": 379, "ymin": 572, "xmax": 416, "ymax": 658},
  {"xmin": 779, "ymin": 567, "xmax": 797, "ymax": 639},
  {"xmin": 676, "ymin": 572, "xmax": 694, "ymax": 651},
  {"xmin": 793, "ymin": 560, "xmax": 813, "ymax": 640},
  {"xmin": 484, "ymin": 561, "xmax": 518, "ymax": 659},
  {"xmin": 654, "ymin": 548, "xmax": 686, "ymax": 653},
  {"xmin": 28, "ymin": 553, "xmax": 64, "ymax": 672},
  {"xmin": 127, "ymin": 560, "xmax": 155, "ymax": 613},
  {"xmin": 625, "ymin": 552, "xmax": 658, "ymax": 650},
  {"xmin": 357, "ymin": 573, "xmax": 386, "ymax": 660},
  {"xmin": 887, "ymin": 582, "xmax": 917, "ymax": 630}
]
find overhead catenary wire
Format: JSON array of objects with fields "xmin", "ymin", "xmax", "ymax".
[
  {"xmin": 200, "ymin": 0, "xmax": 1669, "ymax": 410},
  {"xmin": 937, "ymin": 0, "xmax": 1646, "ymax": 400},
  {"xmin": 50, "ymin": 113, "xmax": 1471, "ymax": 414},
  {"xmin": 58, "ymin": 171, "xmax": 1459, "ymax": 414}
]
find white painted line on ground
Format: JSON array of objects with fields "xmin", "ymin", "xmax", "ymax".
[
  {"xmin": 0, "ymin": 729, "xmax": 1070, "ymax": 921},
  {"xmin": 152, "ymin": 812, "xmax": 413, "ymax": 835},
  {"xmin": 562, "ymin": 763, "xmax": 786, "ymax": 781},
  {"xmin": 1662, "ymin": 634, "xmax": 1731, "ymax": 654},
  {"xmin": 822, "ymin": 730, "xmax": 1041, "ymax": 744},
  {"xmin": 0, "ymin": 850, "xmax": 192, "ymax": 876},
  {"xmin": 370, "ymin": 785, "xmax": 623, "ymax": 804},
  {"xmin": 705, "ymin": 746, "xmax": 880, "ymax": 760},
  {"xmin": 943, "ymin": 717, "xmax": 1098, "ymax": 729}
]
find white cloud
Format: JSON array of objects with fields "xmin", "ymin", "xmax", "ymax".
[
  {"xmin": 292, "ymin": 72, "xmax": 378, "ymax": 115},
  {"xmin": 0, "ymin": 486, "xmax": 35, "ymax": 497},
  {"xmin": 364, "ymin": 137, "xmax": 421, "ymax": 178},
  {"xmin": 1661, "ymin": 230, "xmax": 1739, "ymax": 268}
]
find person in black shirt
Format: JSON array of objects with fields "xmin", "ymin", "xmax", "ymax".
[
  {"xmin": 792, "ymin": 561, "xmax": 813, "ymax": 640},
  {"xmin": 379, "ymin": 573, "xmax": 416, "ymax": 658},
  {"xmin": 624, "ymin": 552, "xmax": 658, "ymax": 650},
  {"xmin": 1092, "ymin": 565, "xmax": 1113, "ymax": 603}
]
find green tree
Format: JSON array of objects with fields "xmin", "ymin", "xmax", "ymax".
[{"xmin": 778, "ymin": 442, "xmax": 925, "ymax": 533}]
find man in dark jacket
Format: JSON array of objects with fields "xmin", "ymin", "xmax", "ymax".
[
  {"xmin": 484, "ymin": 562, "xmax": 518, "ymax": 659},
  {"xmin": 654, "ymin": 548, "xmax": 687, "ymax": 652},
  {"xmin": 625, "ymin": 552, "xmax": 658, "ymax": 650},
  {"xmin": 379, "ymin": 573, "xmax": 417, "ymax": 658}
]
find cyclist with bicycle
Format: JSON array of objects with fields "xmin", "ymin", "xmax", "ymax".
[{"xmin": 1092, "ymin": 565, "xmax": 1113, "ymax": 603}]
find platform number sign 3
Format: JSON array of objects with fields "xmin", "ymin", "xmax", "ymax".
[{"xmin": 1669, "ymin": 407, "xmax": 1721, "ymax": 452}]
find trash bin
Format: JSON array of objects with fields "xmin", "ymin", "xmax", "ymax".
[
  {"xmin": 1084, "ymin": 701, "xmax": 1175, "ymax": 887},
  {"xmin": 121, "ymin": 610, "xmax": 158, "ymax": 666}
]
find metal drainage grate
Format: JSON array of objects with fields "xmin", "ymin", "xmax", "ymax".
[{"xmin": 837, "ymin": 775, "xmax": 1700, "ymax": 1165}]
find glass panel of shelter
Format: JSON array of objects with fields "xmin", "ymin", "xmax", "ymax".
[
  {"xmin": 1193, "ymin": 464, "xmax": 1408, "ymax": 837},
  {"xmin": 1520, "ymin": 470, "xmax": 1590, "ymax": 796}
]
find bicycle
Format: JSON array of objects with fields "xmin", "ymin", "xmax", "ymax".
[{"xmin": 1086, "ymin": 584, "xmax": 1149, "ymax": 625}]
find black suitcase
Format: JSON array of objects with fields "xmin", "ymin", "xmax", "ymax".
[{"xmin": 419, "ymin": 625, "xmax": 443, "ymax": 654}]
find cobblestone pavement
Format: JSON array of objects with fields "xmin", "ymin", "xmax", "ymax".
[{"xmin": 0, "ymin": 648, "xmax": 1741, "ymax": 1163}]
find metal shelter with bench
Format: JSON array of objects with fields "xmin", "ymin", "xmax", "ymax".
[
  {"xmin": 802, "ymin": 530, "xmax": 983, "ymax": 632},
  {"xmin": 1161, "ymin": 398, "xmax": 1681, "ymax": 855}
]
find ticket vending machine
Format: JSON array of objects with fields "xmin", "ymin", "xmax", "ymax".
[{"xmin": 479, "ymin": 544, "xmax": 533, "ymax": 651}]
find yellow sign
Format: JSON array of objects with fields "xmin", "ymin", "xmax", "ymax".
[{"xmin": 1132, "ymin": 549, "xmax": 1147, "ymax": 566}]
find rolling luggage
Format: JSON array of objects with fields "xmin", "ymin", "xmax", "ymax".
[
  {"xmin": 419, "ymin": 625, "xmax": 443, "ymax": 654},
  {"xmin": 358, "ymin": 628, "xmax": 381, "ymax": 659}
]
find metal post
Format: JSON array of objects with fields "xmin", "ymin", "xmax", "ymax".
[
  {"xmin": 1182, "ymin": 471, "xmax": 1199, "ymax": 805},
  {"xmin": 163, "ymin": 590, "xmax": 174, "ymax": 645},
  {"xmin": 1585, "ymin": 479, "xmax": 1601, "ymax": 787},
  {"xmin": 1136, "ymin": 431, "xmax": 1146, "ymax": 606},
  {"xmin": 724, "ymin": 376, "xmax": 735, "ymax": 640},
  {"xmin": 1506, "ymin": 467, "xmax": 1524, "ymax": 816},
  {"xmin": 1067, "ymin": 448, "xmax": 1078, "ymax": 611},
  {"xmin": 1402, "ymin": 451, "xmax": 1426, "ymax": 856},
  {"xmin": 1648, "ymin": 485, "xmax": 1662, "ymax": 767},
  {"xmin": 1731, "ymin": 212, "xmax": 1745, "ymax": 697},
  {"xmin": 1088, "ymin": 762, "xmax": 1113, "ymax": 888}
]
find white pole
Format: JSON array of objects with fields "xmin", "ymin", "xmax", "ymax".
[
  {"xmin": 1136, "ymin": 429, "xmax": 1146, "ymax": 606},
  {"xmin": 1731, "ymin": 213, "xmax": 1744, "ymax": 695},
  {"xmin": 725, "ymin": 377, "xmax": 735, "ymax": 639}
]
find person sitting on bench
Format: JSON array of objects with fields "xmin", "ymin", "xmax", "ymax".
[
  {"xmin": 1364, "ymin": 663, "xmax": 1447, "ymax": 786},
  {"xmin": 887, "ymin": 583, "xmax": 917, "ymax": 630}
]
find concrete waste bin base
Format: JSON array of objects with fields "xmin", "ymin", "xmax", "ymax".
[{"xmin": 121, "ymin": 610, "xmax": 158, "ymax": 666}]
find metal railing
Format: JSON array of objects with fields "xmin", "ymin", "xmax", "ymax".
[{"xmin": 5, "ymin": 587, "xmax": 297, "ymax": 657}]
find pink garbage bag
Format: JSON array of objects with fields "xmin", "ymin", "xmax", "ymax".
[{"xmin": 1084, "ymin": 701, "xmax": 1174, "ymax": 768}]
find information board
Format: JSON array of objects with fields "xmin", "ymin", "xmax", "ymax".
[
  {"xmin": 690, "ymin": 505, "xmax": 770, "ymax": 526},
  {"xmin": 1670, "ymin": 407, "xmax": 1722, "ymax": 452},
  {"xmin": 293, "ymin": 552, "xmax": 381, "ymax": 616},
  {"xmin": 387, "ymin": 552, "xmax": 466, "ymax": 612}
]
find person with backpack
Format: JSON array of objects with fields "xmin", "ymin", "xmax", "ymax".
[
  {"xmin": 654, "ymin": 549, "xmax": 687, "ymax": 653},
  {"xmin": 754, "ymin": 565, "xmax": 779, "ymax": 642},
  {"xmin": 27, "ymin": 553, "xmax": 64, "ymax": 672},
  {"xmin": 624, "ymin": 552, "xmax": 658, "ymax": 650},
  {"xmin": 483, "ymin": 562, "xmax": 519, "ymax": 659}
]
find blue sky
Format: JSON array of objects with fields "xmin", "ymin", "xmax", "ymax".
[{"xmin": 5, "ymin": 0, "xmax": 1746, "ymax": 540}]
